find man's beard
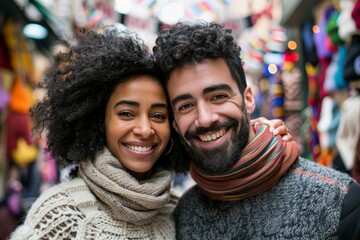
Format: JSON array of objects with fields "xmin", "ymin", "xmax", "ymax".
[{"xmin": 180, "ymin": 106, "xmax": 250, "ymax": 175}]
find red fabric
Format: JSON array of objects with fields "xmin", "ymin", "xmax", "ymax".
[
  {"xmin": 352, "ymin": 0, "xmax": 360, "ymax": 29},
  {"xmin": 6, "ymin": 112, "xmax": 32, "ymax": 161},
  {"xmin": 318, "ymin": 58, "xmax": 331, "ymax": 101},
  {"xmin": 284, "ymin": 51, "xmax": 299, "ymax": 63},
  {"xmin": 0, "ymin": 204, "xmax": 18, "ymax": 240}
]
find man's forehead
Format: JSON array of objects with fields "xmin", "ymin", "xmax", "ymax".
[{"xmin": 167, "ymin": 60, "xmax": 234, "ymax": 93}]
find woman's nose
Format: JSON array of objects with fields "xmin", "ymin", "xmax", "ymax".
[{"xmin": 132, "ymin": 118, "xmax": 155, "ymax": 138}]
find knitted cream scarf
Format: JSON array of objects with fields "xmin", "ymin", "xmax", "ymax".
[
  {"xmin": 190, "ymin": 124, "xmax": 300, "ymax": 201},
  {"xmin": 79, "ymin": 147, "xmax": 172, "ymax": 226}
]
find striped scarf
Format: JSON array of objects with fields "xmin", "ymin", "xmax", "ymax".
[{"xmin": 190, "ymin": 124, "xmax": 300, "ymax": 201}]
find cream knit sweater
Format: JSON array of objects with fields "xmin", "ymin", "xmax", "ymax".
[{"xmin": 11, "ymin": 177, "xmax": 177, "ymax": 240}]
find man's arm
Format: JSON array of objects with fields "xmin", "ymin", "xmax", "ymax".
[{"xmin": 338, "ymin": 182, "xmax": 360, "ymax": 239}]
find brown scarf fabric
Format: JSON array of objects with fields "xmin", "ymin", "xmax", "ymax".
[
  {"xmin": 79, "ymin": 147, "xmax": 173, "ymax": 225},
  {"xmin": 190, "ymin": 124, "xmax": 300, "ymax": 201}
]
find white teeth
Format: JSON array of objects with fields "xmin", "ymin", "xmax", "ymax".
[
  {"xmin": 126, "ymin": 145, "xmax": 153, "ymax": 152},
  {"xmin": 199, "ymin": 129, "xmax": 226, "ymax": 142}
]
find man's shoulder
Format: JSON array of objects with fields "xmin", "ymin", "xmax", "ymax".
[
  {"xmin": 174, "ymin": 185, "xmax": 202, "ymax": 209},
  {"xmin": 287, "ymin": 157, "xmax": 354, "ymax": 190},
  {"xmin": 338, "ymin": 182, "xmax": 360, "ymax": 239}
]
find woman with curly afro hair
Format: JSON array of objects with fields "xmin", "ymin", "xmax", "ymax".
[{"xmin": 10, "ymin": 27, "xmax": 184, "ymax": 239}]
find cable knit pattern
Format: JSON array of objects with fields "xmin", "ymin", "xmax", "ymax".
[
  {"xmin": 11, "ymin": 149, "xmax": 178, "ymax": 240},
  {"xmin": 174, "ymin": 158, "xmax": 355, "ymax": 239}
]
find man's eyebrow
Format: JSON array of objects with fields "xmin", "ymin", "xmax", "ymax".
[
  {"xmin": 203, "ymin": 84, "xmax": 232, "ymax": 94},
  {"xmin": 171, "ymin": 94, "xmax": 193, "ymax": 106},
  {"xmin": 171, "ymin": 84, "xmax": 232, "ymax": 106}
]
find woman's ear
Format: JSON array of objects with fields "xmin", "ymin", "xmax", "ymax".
[{"xmin": 244, "ymin": 86, "xmax": 255, "ymax": 114}]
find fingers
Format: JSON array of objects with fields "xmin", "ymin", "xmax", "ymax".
[
  {"xmin": 283, "ymin": 127, "xmax": 293, "ymax": 141},
  {"xmin": 250, "ymin": 117, "xmax": 272, "ymax": 128},
  {"xmin": 251, "ymin": 117, "xmax": 283, "ymax": 132},
  {"xmin": 268, "ymin": 119, "xmax": 284, "ymax": 133},
  {"xmin": 273, "ymin": 125, "xmax": 293, "ymax": 142},
  {"xmin": 251, "ymin": 117, "xmax": 293, "ymax": 142},
  {"xmin": 282, "ymin": 134, "xmax": 293, "ymax": 141},
  {"xmin": 272, "ymin": 124, "xmax": 286, "ymax": 135}
]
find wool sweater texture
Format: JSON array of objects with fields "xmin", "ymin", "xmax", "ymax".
[
  {"xmin": 11, "ymin": 148, "xmax": 178, "ymax": 240},
  {"xmin": 174, "ymin": 158, "xmax": 355, "ymax": 240}
]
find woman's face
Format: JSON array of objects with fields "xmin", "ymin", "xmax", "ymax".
[{"xmin": 105, "ymin": 75, "xmax": 170, "ymax": 180}]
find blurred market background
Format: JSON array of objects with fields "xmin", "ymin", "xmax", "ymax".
[{"xmin": 0, "ymin": 0, "xmax": 359, "ymax": 238}]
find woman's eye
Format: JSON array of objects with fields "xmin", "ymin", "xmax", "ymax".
[
  {"xmin": 118, "ymin": 111, "xmax": 134, "ymax": 118},
  {"xmin": 152, "ymin": 113, "xmax": 166, "ymax": 120}
]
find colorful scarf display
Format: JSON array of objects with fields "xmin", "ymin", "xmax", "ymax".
[{"xmin": 190, "ymin": 124, "xmax": 300, "ymax": 201}]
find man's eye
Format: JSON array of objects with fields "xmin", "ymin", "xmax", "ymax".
[
  {"xmin": 178, "ymin": 103, "xmax": 192, "ymax": 111},
  {"xmin": 212, "ymin": 94, "xmax": 227, "ymax": 101}
]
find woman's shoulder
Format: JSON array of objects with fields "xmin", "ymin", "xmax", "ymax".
[
  {"xmin": 10, "ymin": 178, "xmax": 96, "ymax": 239},
  {"xmin": 29, "ymin": 177, "xmax": 94, "ymax": 212}
]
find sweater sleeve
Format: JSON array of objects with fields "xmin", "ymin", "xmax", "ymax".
[
  {"xmin": 10, "ymin": 180, "xmax": 89, "ymax": 240},
  {"xmin": 338, "ymin": 181, "xmax": 360, "ymax": 240}
]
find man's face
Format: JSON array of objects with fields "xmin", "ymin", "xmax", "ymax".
[{"xmin": 167, "ymin": 58, "xmax": 255, "ymax": 174}]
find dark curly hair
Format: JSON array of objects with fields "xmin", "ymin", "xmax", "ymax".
[
  {"xmin": 31, "ymin": 27, "xmax": 184, "ymax": 170},
  {"xmin": 153, "ymin": 21, "xmax": 248, "ymax": 171},
  {"xmin": 153, "ymin": 21, "xmax": 247, "ymax": 94}
]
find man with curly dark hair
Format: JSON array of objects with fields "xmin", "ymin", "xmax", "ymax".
[
  {"xmin": 10, "ymin": 27, "xmax": 185, "ymax": 239},
  {"xmin": 153, "ymin": 21, "xmax": 360, "ymax": 239}
]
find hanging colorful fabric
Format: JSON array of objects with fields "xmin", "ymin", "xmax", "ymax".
[
  {"xmin": 0, "ymin": 77, "xmax": 10, "ymax": 110},
  {"xmin": 11, "ymin": 137, "xmax": 37, "ymax": 166},
  {"xmin": 325, "ymin": 11, "xmax": 345, "ymax": 45},
  {"xmin": 9, "ymin": 77, "xmax": 32, "ymax": 113}
]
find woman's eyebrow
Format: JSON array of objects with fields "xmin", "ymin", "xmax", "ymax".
[
  {"xmin": 113, "ymin": 100, "xmax": 139, "ymax": 109},
  {"xmin": 113, "ymin": 101, "xmax": 167, "ymax": 109}
]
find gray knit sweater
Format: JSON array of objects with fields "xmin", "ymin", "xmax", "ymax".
[{"xmin": 173, "ymin": 158, "xmax": 355, "ymax": 239}]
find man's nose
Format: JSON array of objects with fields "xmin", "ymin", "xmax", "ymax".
[{"xmin": 194, "ymin": 103, "xmax": 219, "ymax": 128}]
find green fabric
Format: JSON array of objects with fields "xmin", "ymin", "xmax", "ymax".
[{"xmin": 326, "ymin": 11, "xmax": 345, "ymax": 45}]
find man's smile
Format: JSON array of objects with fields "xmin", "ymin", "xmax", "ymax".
[{"xmin": 198, "ymin": 128, "xmax": 227, "ymax": 142}]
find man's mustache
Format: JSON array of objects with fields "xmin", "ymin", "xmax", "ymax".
[{"xmin": 184, "ymin": 119, "xmax": 238, "ymax": 140}]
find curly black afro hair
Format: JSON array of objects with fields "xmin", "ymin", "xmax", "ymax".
[
  {"xmin": 31, "ymin": 27, "xmax": 185, "ymax": 170},
  {"xmin": 153, "ymin": 21, "xmax": 247, "ymax": 94}
]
